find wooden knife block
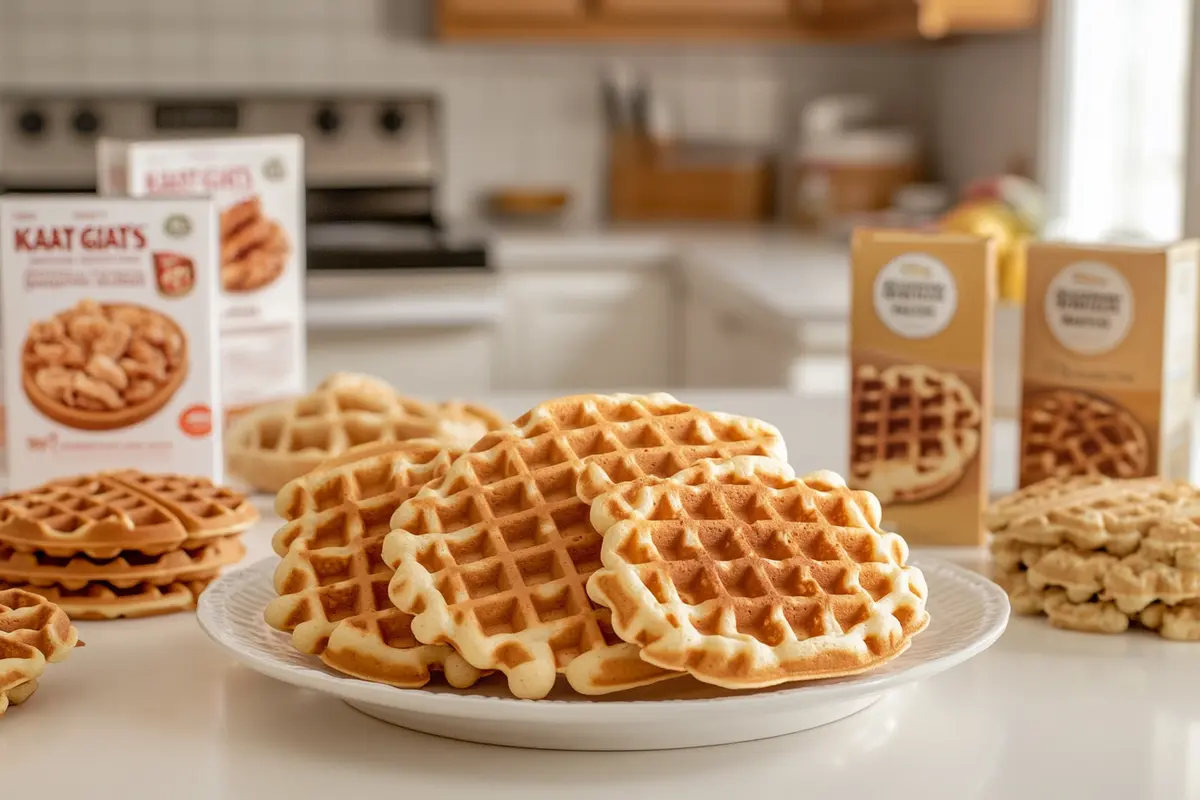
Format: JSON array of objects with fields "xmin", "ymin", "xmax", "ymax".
[{"xmin": 608, "ymin": 134, "xmax": 774, "ymax": 223}]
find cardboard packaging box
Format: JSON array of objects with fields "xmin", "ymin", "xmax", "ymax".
[
  {"xmin": 1019, "ymin": 241, "xmax": 1199, "ymax": 487},
  {"xmin": 0, "ymin": 196, "xmax": 222, "ymax": 488},
  {"xmin": 98, "ymin": 135, "xmax": 306, "ymax": 415},
  {"xmin": 850, "ymin": 229, "xmax": 997, "ymax": 545}
]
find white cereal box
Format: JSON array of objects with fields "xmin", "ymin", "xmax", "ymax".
[
  {"xmin": 98, "ymin": 135, "xmax": 306, "ymax": 416},
  {"xmin": 0, "ymin": 195, "xmax": 222, "ymax": 488}
]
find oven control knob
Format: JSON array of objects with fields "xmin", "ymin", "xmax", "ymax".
[
  {"xmin": 378, "ymin": 105, "xmax": 405, "ymax": 135},
  {"xmin": 314, "ymin": 105, "xmax": 341, "ymax": 135},
  {"xmin": 72, "ymin": 108, "xmax": 101, "ymax": 136},
  {"xmin": 16, "ymin": 108, "xmax": 46, "ymax": 137}
]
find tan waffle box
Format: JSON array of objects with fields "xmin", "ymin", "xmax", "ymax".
[
  {"xmin": 97, "ymin": 135, "xmax": 305, "ymax": 417},
  {"xmin": 0, "ymin": 196, "xmax": 221, "ymax": 489},
  {"xmin": 1019, "ymin": 241, "xmax": 1199, "ymax": 487},
  {"xmin": 850, "ymin": 229, "xmax": 996, "ymax": 545}
]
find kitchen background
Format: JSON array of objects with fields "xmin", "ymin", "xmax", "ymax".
[{"xmin": 0, "ymin": 1, "xmax": 1188, "ymax": 409}]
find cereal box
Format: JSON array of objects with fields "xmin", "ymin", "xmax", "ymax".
[
  {"xmin": 0, "ymin": 195, "xmax": 221, "ymax": 488},
  {"xmin": 850, "ymin": 228, "xmax": 997, "ymax": 545},
  {"xmin": 1019, "ymin": 241, "xmax": 1199, "ymax": 486},
  {"xmin": 98, "ymin": 135, "xmax": 305, "ymax": 415}
]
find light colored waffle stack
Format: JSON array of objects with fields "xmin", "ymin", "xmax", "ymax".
[
  {"xmin": 384, "ymin": 393, "xmax": 788, "ymax": 699},
  {"xmin": 227, "ymin": 373, "xmax": 507, "ymax": 494},
  {"xmin": 265, "ymin": 439, "xmax": 485, "ymax": 688},
  {"xmin": 988, "ymin": 475, "xmax": 1200, "ymax": 639},
  {"xmin": 585, "ymin": 456, "xmax": 929, "ymax": 689},
  {"xmin": 850, "ymin": 363, "xmax": 981, "ymax": 503},
  {"xmin": 0, "ymin": 588, "xmax": 80, "ymax": 716},
  {"xmin": 0, "ymin": 471, "xmax": 256, "ymax": 620},
  {"xmin": 1019, "ymin": 390, "xmax": 1149, "ymax": 486}
]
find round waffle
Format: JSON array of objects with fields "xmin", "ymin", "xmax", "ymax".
[
  {"xmin": 1019, "ymin": 389, "xmax": 1149, "ymax": 487},
  {"xmin": 0, "ymin": 588, "xmax": 80, "ymax": 716},
  {"xmin": 0, "ymin": 536, "xmax": 245, "ymax": 591},
  {"xmin": 0, "ymin": 471, "xmax": 258, "ymax": 559},
  {"xmin": 227, "ymin": 373, "xmax": 506, "ymax": 494},
  {"xmin": 384, "ymin": 393, "xmax": 788, "ymax": 699},
  {"xmin": 850, "ymin": 363, "xmax": 981, "ymax": 503},
  {"xmin": 4, "ymin": 579, "xmax": 211, "ymax": 621},
  {"xmin": 266, "ymin": 439, "xmax": 483, "ymax": 688},
  {"xmin": 585, "ymin": 456, "xmax": 929, "ymax": 690}
]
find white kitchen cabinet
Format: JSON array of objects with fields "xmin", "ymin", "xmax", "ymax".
[
  {"xmin": 307, "ymin": 325, "xmax": 497, "ymax": 398},
  {"xmin": 497, "ymin": 269, "xmax": 677, "ymax": 390},
  {"xmin": 682, "ymin": 285, "xmax": 797, "ymax": 389}
]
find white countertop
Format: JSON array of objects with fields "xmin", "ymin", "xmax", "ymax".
[{"xmin": 11, "ymin": 391, "xmax": 1193, "ymax": 800}]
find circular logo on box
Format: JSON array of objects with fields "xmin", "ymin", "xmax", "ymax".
[
  {"xmin": 163, "ymin": 214, "xmax": 192, "ymax": 239},
  {"xmin": 1044, "ymin": 260, "xmax": 1133, "ymax": 355},
  {"xmin": 873, "ymin": 253, "xmax": 958, "ymax": 339},
  {"xmin": 262, "ymin": 157, "xmax": 286, "ymax": 182}
]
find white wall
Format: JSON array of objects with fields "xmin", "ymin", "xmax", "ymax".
[{"xmin": 0, "ymin": 0, "xmax": 1037, "ymax": 223}]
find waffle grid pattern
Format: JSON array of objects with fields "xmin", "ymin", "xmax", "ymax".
[
  {"xmin": 851, "ymin": 364, "xmax": 980, "ymax": 503},
  {"xmin": 227, "ymin": 373, "xmax": 506, "ymax": 494},
  {"xmin": 384, "ymin": 393, "xmax": 787, "ymax": 699},
  {"xmin": 265, "ymin": 441, "xmax": 481, "ymax": 688},
  {"xmin": 0, "ymin": 588, "xmax": 79, "ymax": 715},
  {"xmin": 586, "ymin": 457, "xmax": 928, "ymax": 689},
  {"xmin": 1019, "ymin": 390, "xmax": 1149, "ymax": 486}
]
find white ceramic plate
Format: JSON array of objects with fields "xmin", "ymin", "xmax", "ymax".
[{"xmin": 198, "ymin": 556, "xmax": 1009, "ymax": 751}]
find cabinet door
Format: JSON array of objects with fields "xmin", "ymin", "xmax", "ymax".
[
  {"xmin": 793, "ymin": 0, "xmax": 917, "ymax": 35},
  {"xmin": 917, "ymin": 0, "xmax": 1042, "ymax": 37},
  {"xmin": 499, "ymin": 270, "xmax": 676, "ymax": 391},
  {"xmin": 441, "ymin": 0, "xmax": 586, "ymax": 18},
  {"xmin": 598, "ymin": 0, "xmax": 790, "ymax": 18}
]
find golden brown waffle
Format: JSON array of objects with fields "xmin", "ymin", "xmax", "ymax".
[
  {"xmin": 1019, "ymin": 389, "xmax": 1149, "ymax": 487},
  {"xmin": 985, "ymin": 476, "xmax": 1200, "ymax": 556},
  {"xmin": 0, "ymin": 471, "xmax": 257, "ymax": 558},
  {"xmin": 850, "ymin": 363, "xmax": 981, "ymax": 503},
  {"xmin": 0, "ymin": 536, "xmax": 244, "ymax": 591},
  {"xmin": 585, "ymin": 456, "xmax": 928, "ymax": 690},
  {"xmin": 1136, "ymin": 601, "xmax": 1200, "ymax": 640},
  {"xmin": 0, "ymin": 588, "xmax": 79, "ymax": 716},
  {"xmin": 385, "ymin": 393, "xmax": 788, "ymax": 699},
  {"xmin": 4, "ymin": 579, "xmax": 210, "ymax": 620},
  {"xmin": 1023, "ymin": 546, "xmax": 1118, "ymax": 603},
  {"xmin": 1102, "ymin": 555, "xmax": 1200, "ymax": 614},
  {"xmin": 266, "ymin": 439, "xmax": 484, "ymax": 688},
  {"xmin": 1140, "ymin": 513, "xmax": 1200, "ymax": 570},
  {"xmin": 226, "ymin": 373, "xmax": 507, "ymax": 494},
  {"xmin": 110, "ymin": 472, "xmax": 258, "ymax": 544}
]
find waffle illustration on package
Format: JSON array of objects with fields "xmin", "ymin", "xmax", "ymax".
[
  {"xmin": 1018, "ymin": 241, "xmax": 1199, "ymax": 487},
  {"xmin": 849, "ymin": 229, "xmax": 997, "ymax": 545},
  {"xmin": 0, "ymin": 196, "xmax": 221, "ymax": 489},
  {"xmin": 98, "ymin": 135, "xmax": 305, "ymax": 415}
]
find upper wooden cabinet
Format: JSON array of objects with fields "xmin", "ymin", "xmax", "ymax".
[
  {"xmin": 598, "ymin": 0, "xmax": 791, "ymax": 19},
  {"xmin": 440, "ymin": 0, "xmax": 586, "ymax": 17},
  {"xmin": 437, "ymin": 0, "xmax": 1042, "ymax": 41}
]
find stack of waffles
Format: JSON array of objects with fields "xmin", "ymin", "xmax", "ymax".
[
  {"xmin": 988, "ymin": 475, "xmax": 1200, "ymax": 639},
  {"xmin": 267, "ymin": 393, "xmax": 931, "ymax": 699},
  {"xmin": 0, "ymin": 588, "xmax": 80, "ymax": 716},
  {"xmin": 0, "ymin": 471, "xmax": 258, "ymax": 619},
  {"xmin": 227, "ymin": 373, "xmax": 507, "ymax": 494}
]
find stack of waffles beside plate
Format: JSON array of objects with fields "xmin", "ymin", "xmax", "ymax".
[
  {"xmin": 267, "ymin": 393, "xmax": 931, "ymax": 699},
  {"xmin": 0, "ymin": 588, "xmax": 80, "ymax": 717},
  {"xmin": 226, "ymin": 373, "xmax": 507, "ymax": 494},
  {"xmin": 0, "ymin": 471, "xmax": 257, "ymax": 620},
  {"xmin": 988, "ymin": 475, "xmax": 1200, "ymax": 639}
]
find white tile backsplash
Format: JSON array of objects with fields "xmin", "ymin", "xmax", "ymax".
[{"xmin": 0, "ymin": 0, "xmax": 1039, "ymax": 223}]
